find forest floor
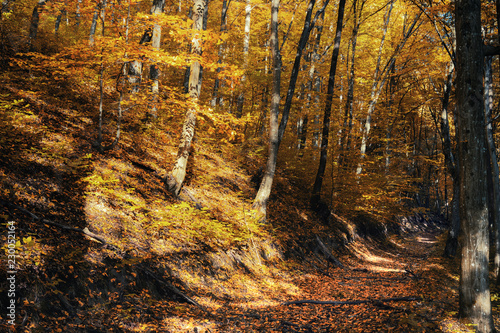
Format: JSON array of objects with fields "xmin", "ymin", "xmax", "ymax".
[
  {"xmin": 1, "ymin": 67, "xmax": 500, "ymax": 332},
  {"xmin": 196, "ymin": 230, "xmax": 480, "ymax": 332}
]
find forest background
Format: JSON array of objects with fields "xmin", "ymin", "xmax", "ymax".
[{"xmin": 1, "ymin": 0, "xmax": 500, "ymax": 331}]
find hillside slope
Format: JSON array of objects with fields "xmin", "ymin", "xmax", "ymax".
[{"xmin": 0, "ymin": 68, "xmax": 487, "ymax": 332}]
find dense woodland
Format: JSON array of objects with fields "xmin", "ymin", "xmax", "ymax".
[{"xmin": 1, "ymin": 0, "xmax": 500, "ymax": 331}]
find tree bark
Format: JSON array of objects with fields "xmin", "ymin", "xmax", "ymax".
[
  {"xmin": 310, "ymin": 0, "xmax": 346, "ymax": 207},
  {"xmin": 252, "ymin": 0, "xmax": 330, "ymax": 219},
  {"xmin": 252, "ymin": 0, "xmax": 281, "ymax": 219},
  {"xmin": 455, "ymin": 0, "xmax": 494, "ymax": 330},
  {"xmin": 236, "ymin": 0, "xmax": 252, "ymax": 117},
  {"xmin": 437, "ymin": 64, "xmax": 460, "ymax": 258},
  {"xmin": 166, "ymin": 0, "xmax": 206, "ymax": 196},
  {"xmin": 356, "ymin": 9, "xmax": 421, "ymax": 175},
  {"xmin": 297, "ymin": 0, "xmax": 327, "ymax": 153},
  {"xmin": 148, "ymin": 0, "xmax": 166, "ymax": 119},
  {"xmin": 27, "ymin": 0, "xmax": 48, "ymax": 52},
  {"xmin": 338, "ymin": 0, "xmax": 365, "ymax": 168},
  {"xmin": 484, "ymin": 56, "xmax": 500, "ymax": 282},
  {"xmin": 89, "ymin": 0, "xmax": 106, "ymax": 46},
  {"xmin": 356, "ymin": 0, "xmax": 393, "ymax": 175},
  {"xmin": 211, "ymin": 0, "xmax": 229, "ymax": 107}
]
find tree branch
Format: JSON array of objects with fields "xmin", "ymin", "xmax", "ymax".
[
  {"xmin": 484, "ymin": 44, "xmax": 500, "ymax": 56},
  {"xmin": 282, "ymin": 296, "xmax": 423, "ymax": 306}
]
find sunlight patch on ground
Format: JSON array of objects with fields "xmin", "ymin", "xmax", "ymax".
[
  {"xmin": 364, "ymin": 264, "xmax": 404, "ymax": 273},
  {"xmin": 439, "ymin": 318, "xmax": 475, "ymax": 332},
  {"xmin": 416, "ymin": 236, "xmax": 437, "ymax": 244},
  {"xmin": 348, "ymin": 241, "xmax": 395, "ymax": 265},
  {"xmin": 161, "ymin": 315, "xmax": 218, "ymax": 333},
  {"xmin": 389, "ymin": 238, "xmax": 410, "ymax": 250}
]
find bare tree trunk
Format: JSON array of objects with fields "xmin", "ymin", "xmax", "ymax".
[
  {"xmin": 27, "ymin": 0, "xmax": 48, "ymax": 52},
  {"xmin": 183, "ymin": 2, "xmax": 208, "ymax": 94},
  {"xmin": 310, "ymin": 0, "xmax": 346, "ymax": 207},
  {"xmin": 75, "ymin": 0, "xmax": 82, "ymax": 28},
  {"xmin": 148, "ymin": 0, "xmax": 166, "ymax": 119},
  {"xmin": 55, "ymin": 8, "xmax": 67, "ymax": 34},
  {"xmin": 338, "ymin": 0, "xmax": 365, "ymax": 168},
  {"xmin": 356, "ymin": 10, "xmax": 421, "ymax": 175},
  {"xmin": 455, "ymin": 0, "xmax": 494, "ymax": 329},
  {"xmin": 252, "ymin": 0, "xmax": 330, "ymax": 220},
  {"xmin": 444, "ymin": 174, "xmax": 460, "ymax": 257},
  {"xmin": 236, "ymin": 0, "xmax": 252, "ymax": 117},
  {"xmin": 128, "ymin": 27, "xmax": 153, "ymax": 93},
  {"xmin": 298, "ymin": 0, "xmax": 326, "ymax": 153},
  {"xmin": 211, "ymin": 0, "xmax": 229, "ymax": 107},
  {"xmin": 252, "ymin": 0, "xmax": 281, "ymax": 219},
  {"xmin": 484, "ymin": 56, "xmax": 500, "ymax": 282},
  {"xmin": 439, "ymin": 63, "xmax": 460, "ymax": 258},
  {"xmin": 166, "ymin": 0, "xmax": 206, "ymax": 195},
  {"xmin": 89, "ymin": 0, "xmax": 106, "ymax": 46},
  {"xmin": 356, "ymin": 0, "xmax": 393, "ymax": 175}
]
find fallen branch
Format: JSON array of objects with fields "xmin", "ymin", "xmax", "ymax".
[{"xmin": 282, "ymin": 296, "xmax": 423, "ymax": 306}]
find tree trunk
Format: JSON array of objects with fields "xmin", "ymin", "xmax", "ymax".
[
  {"xmin": 338, "ymin": 0, "xmax": 364, "ymax": 168},
  {"xmin": 183, "ymin": 1, "xmax": 208, "ymax": 95},
  {"xmin": 298, "ymin": 0, "xmax": 326, "ymax": 153},
  {"xmin": 166, "ymin": 0, "xmax": 206, "ymax": 196},
  {"xmin": 440, "ymin": 63, "xmax": 460, "ymax": 258},
  {"xmin": 236, "ymin": 0, "xmax": 252, "ymax": 117},
  {"xmin": 276, "ymin": 0, "xmax": 330, "ymax": 146},
  {"xmin": 28, "ymin": 0, "xmax": 48, "ymax": 52},
  {"xmin": 310, "ymin": 0, "xmax": 346, "ymax": 207},
  {"xmin": 148, "ymin": 0, "xmax": 166, "ymax": 119},
  {"xmin": 211, "ymin": 0, "xmax": 229, "ymax": 107},
  {"xmin": 484, "ymin": 56, "xmax": 500, "ymax": 282},
  {"xmin": 356, "ymin": 0, "xmax": 393, "ymax": 175},
  {"xmin": 252, "ymin": 0, "xmax": 281, "ymax": 219},
  {"xmin": 252, "ymin": 0, "xmax": 330, "ymax": 219},
  {"xmin": 89, "ymin": 0, "xmax": 106, "ymax": 46},
  {"xmin": 455, "ymin": 0, "xmax": 494, "ymax": 330},
  {"xmin": 444, "ymin": 175, "xmax": 460, "ymax": 257},
  {"xmin": 356, "ymin": 9, "xmax": 421, "ymax": 175},
  {"xmin": 297, "ymin": 115, "xmax": 308, "ymax": 152}
]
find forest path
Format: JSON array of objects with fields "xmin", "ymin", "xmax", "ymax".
[{"xmin": 214, "ymin": 230, "xmax": 473, "ymax": 332}]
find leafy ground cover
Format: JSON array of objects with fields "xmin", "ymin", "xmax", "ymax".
[{"xmin": 0, "ymin": 66, "xmax": 499, "ymax": 333}]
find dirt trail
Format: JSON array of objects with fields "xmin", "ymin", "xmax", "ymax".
[{"xmin": 215, "ymin": 231, "xmax": 471, "ymax": 332}]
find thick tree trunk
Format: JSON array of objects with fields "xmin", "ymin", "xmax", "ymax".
[
  {"xmin": 166, "ymin": 0, "xmax": 206, "ymax": 196},
  {"xmin": 455, "ymin": 0, "xmax": 494, "ymax": 330},
  {"xmin": 310, "ymin": 0, "xmax": 346, "ymax": 207}
]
